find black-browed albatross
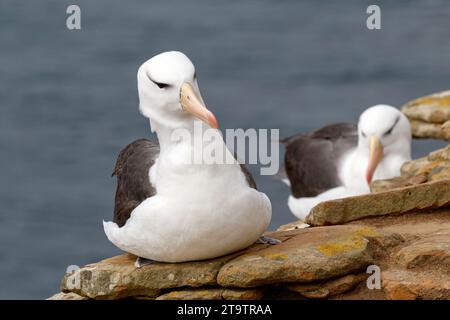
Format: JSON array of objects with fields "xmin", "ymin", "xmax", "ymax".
[
  {"xmin": 282, "ymin": 105, "xmax": 412, "ymax": 220},
  {"xmin": 103, "ymin": 51, "xmax": 275, "ymax": 265}
]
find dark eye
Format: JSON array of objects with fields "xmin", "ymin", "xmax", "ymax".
[
  {"xmin": 153, "ymin": 81, "xmax": 169, "ymax": 89},
  {"xmin": 384, "ymin": 127, "xmax": 393, "ymax": 136},
  {"xmin": 384, "ymin": 116, "xmax": 400, "ymax": 136},
  {"xmin": 361, "ymin": 131, "xmax": 367, "ymax": 138},
  {"xmin": 146, "ymin": 73, "xmax": 169, "ymax": 89}
]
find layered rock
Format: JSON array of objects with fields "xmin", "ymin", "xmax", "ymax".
[
  {"xmin": 371, "ymin": 144, "xmax": 450, "ymax": 192},
  {"xmin": 347, "ymin": 208, "xmax": 450, "ymax": 299},
  {"xmin": 286, "ymin": 273, "xmax": 367, "ymax": 299},
  {"xmin": 52, "ymin": 198, "xmax": 449, "ymax": 300},
  {"xmin": 401, "ymin": 90, "xmax": 450, "ymax": 140},
  {"xmin": 306, "ymin": 180, "xmax": 450, "ymax": 226},
  {"xmin": 55, "ymin": 225, "xmax": 396, "ymax": 300},
  {"xmin": 47, "ymin": 292, "xmax": 87, "ymax": 300},
  {"xmin": 382, "ymin": 270, "xmax": 450, "ymax": 300},
  {"xmin": 216, "ymin": 226, "xmax": 385, "ymax": 287},
  {"xmin": 60, "ymin": 253, "xmax": 240, "ymax": 300},
  {"xmin": 50, "ymin": 201, "xmax": 450, "ymax": 300},
  {"xmin": 51, "ymin": 169, "xmax": 450, "ymax": 301},
  {"xmin": 155, "ymin": 288, "xmax": 265, "ymax": 300}
]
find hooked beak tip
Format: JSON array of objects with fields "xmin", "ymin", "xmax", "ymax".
[{"xmin": 208, "ymin": 112, "xmax": 219, "ymax": 129}]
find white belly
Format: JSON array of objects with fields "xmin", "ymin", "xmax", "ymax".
[{"xmin": 104, "ymin": 167, "xmax": 271, "ymax": 262}]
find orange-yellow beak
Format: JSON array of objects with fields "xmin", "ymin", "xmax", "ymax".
[
  {"xmin": 366, "ymin": 136, "xmax": 384, "ymax": 185},
  {"xmin": 180, "ymin": 83, "xmax": 218, "ymax": 129}
]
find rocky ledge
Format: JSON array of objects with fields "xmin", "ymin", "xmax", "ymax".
[
  {"xmin": 402, "ymin": 90, "xmax": 450, "ymax": 140},
  {"xmin": 50, "ymin": 175, "xmax": 450, "ymax": 300},
  {"xmin": 49, "ymin": 92, "xmax": 450, "ymax": 300}
]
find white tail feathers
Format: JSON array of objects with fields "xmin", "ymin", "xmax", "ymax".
[{"xmin": 103, "ymin": 220, "xmax": 120, "ymax": 244}]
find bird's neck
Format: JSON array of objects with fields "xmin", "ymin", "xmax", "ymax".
[
  {"xmin": 149, "ymin": 119, "xmax": 240, "ymax": 191},
  {"xmin": 150, "ymin": 118, "xmax": 226, "ymax": 158},
  {"xmin": 387, "ymin": 138, "xmax": 411, "ymax": 161},
  {"xmin": 353, "ymin": 138, "xmax": 411, "ymax": 181},
  {"xmin": 151, "ymin": 120, "xmax": 179, "ymax": 150}
]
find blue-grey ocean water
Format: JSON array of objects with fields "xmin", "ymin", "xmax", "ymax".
[{"xmin": 1, "ymin": 0, "xmax": 449, "ymax": 299}]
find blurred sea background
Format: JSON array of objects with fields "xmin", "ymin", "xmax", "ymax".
[{"xmin": 1, "ymin": 0, "xmax": 449, "ymax": 299}]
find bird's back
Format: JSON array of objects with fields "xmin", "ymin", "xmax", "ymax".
[
  {"xmin": 283, "ymin": 123, "xmax": 358, "ymax": 198},
  {"xmin": 112, "ymin": 139, "xmax": 160, "ymax": 227}
]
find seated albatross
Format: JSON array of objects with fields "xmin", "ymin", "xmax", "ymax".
[
  {"xmin": 103, "ymin": 51, "xmax": 272, "ymax": 265},
  {"xmin": 283, "ymin": 105, "xmax": 412, "ymax": 221}
]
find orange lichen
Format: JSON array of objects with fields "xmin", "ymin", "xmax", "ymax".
[
  {"xmin": 316, "ymin": 236, "xmax": 367, "ymax": 256},
  {"xmin": 409, "ymin": 94, "xmax": 450, "ymax": 108}
]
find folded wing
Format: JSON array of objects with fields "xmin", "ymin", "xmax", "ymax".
[{"xmin": 283, "ymin": 123, "xmax": 357, "ymax": 198}]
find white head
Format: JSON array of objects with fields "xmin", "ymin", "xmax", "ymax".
[
  {"xmin": 357, "ymin": 104, "xmax": 412, "ymax": 184},
  {"xmin": 137, "ymin": 51, "xmax": 218, "ymax": 131}
]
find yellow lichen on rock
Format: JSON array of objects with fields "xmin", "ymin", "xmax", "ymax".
[{"xmin": 316, "ymin": 236, "xmax": 367, "ymax": 257}]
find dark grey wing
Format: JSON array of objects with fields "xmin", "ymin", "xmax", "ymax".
[
  {"xmin": 112, "ymin": 138, "xmax": 160, "ymax": 227},
  {"xmin": 283, "ymin": 123, "xmax": 357, "ymax": 198},
  {"xmin": 232, "ymin": 151, "xmax": 257, "ymax": 189},
  {"xmin": 239, "ymin": 162, "xmax": 257, "ymax": 189}
]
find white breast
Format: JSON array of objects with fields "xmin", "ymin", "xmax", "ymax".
[
  {"xmin": 339, "ymin": 149, "xmax": 371, "ymax": 193},
  {"xmin": 339, "ymin": 149, "xmax": 408, "ymax": 192},
  {"xmin": 103, "ymin": 140, "xmax": 271, "ymax": 262}
]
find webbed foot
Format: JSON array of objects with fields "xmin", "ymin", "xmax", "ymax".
[
  {"xmin": 135, "ymin": 257, "xmax": 155, "ymax": 268},
  {"xmin": 257, "ymin": 236, "xmax": 281, "ymax": 245}
]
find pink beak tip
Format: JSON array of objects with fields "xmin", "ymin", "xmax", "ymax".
[{"xmin": 208, "ymin": 112, "xmax": 219, "ymax": 129}]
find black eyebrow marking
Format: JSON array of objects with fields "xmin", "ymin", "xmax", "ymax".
[
  {"xmin": 384, "ymin": 115, "xmax": 400, "ymax": 136},
  {"xmin": 146, "ymin": 72, "xmax": 169, "ymax": 89}
]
